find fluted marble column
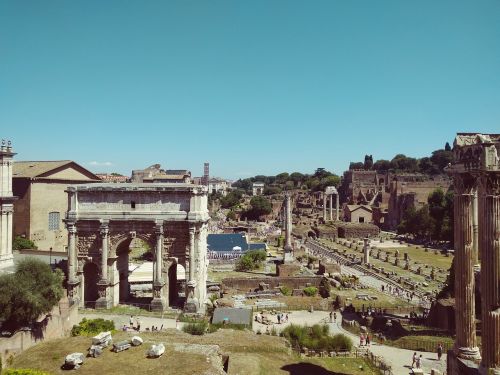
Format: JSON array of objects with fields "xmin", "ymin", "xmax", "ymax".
[
  {"xmin": 329, "ymin": 194, "xmax": 333, "ymax": 221},
  {"xmin": 189, "ymin": 226, "xmax": 195, "ymax": 282},
  {"xmin": 472, "ymin": 189, "xmax": 479, "ymax": 264},
  {"xmin": 453, "ymin": 174, "xmax": 480, "ymax": 361},
  {"xmin": 323, "ymin": 193, "xmax": 327, "ymax": 221},
  {"xmin": 336, "ymin": 193, "xmax": 340, "ymax": 221},
  {"xmin": 479, "ymin": 173, "xmax": 500, "ymax": 373}
]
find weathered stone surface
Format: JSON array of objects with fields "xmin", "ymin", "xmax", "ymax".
[
  {"xmin": 92, "ymin": 331, "xmax": 112, "ymax": 347},
  {"xmin": 147, "ymin": 343, "xmax": 165, "ymax": 358},
  {"xmin": 131, "ymin": 336, "xmax": 143, "ymax": 346},
  {"xmin": 65, "ymin": 352, "xmax": 84, "ymax": 366}
]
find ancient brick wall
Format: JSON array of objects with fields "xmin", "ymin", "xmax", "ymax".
[{"xmin": 221, "ymin": 276, "xmax": 322, "ymax": 291}]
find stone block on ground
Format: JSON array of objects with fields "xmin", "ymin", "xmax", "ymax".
[
  {"xmin": 92, "ymin": 331, "xmax": 112, "ymax": 347},
  {"xmin": 88, "ymin": 345, "xmax": 103, "ymax": 358},
  {"xmin": 131, "ymin": 336, "xmax": 143, "ymax": 346},
  {"xmin": 147, "ymin": 343, "xmax": 165, "ymax": 358},
  {"xmin": 65, "ymin": 352, "xmax": 84, "ymax": 368}
]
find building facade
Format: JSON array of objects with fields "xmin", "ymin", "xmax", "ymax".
[{"xmin": 12, "ymin": 160, "xmax": 100, "ymax": 251}]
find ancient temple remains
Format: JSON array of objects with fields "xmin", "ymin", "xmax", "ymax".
[
  {"xmin": 65, "ymin": 183, "xmax": 209, "ymax": 313},
  {"xmin": 323, "ymin": 186, "xmax": 339, "ymax": 221},
  {"xmin": 447, "ymin": 133, "xmax": 500, "ymax": 375}
]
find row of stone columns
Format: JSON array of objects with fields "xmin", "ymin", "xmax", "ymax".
[
  {"xmin": 452, "ymin": 171, "xmax": 500, "ymax": 373},
  {"xmin": 478, "ymin": 175, "xmax": 500, "ymax": 373}
]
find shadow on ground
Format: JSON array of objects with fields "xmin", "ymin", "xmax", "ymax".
[{"xmin": 281, "ymin": 363, "xmax": 348, "ymax": 375}]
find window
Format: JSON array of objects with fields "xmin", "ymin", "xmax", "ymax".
[
  {"xmin": 131, "ymin": 201, "xmax": 136, "ymax": 209},
  {"xmin": 358, "ymin": 216, "xmax": 365, "ymax": 223},
  {"xmin": 48, "ymin": 212, "xmax": 60, "ymax": 231}
]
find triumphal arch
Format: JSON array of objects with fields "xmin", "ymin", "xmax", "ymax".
[{"xmin": 64, "ymin": 183, "xmax": 209, "ymax": 313}]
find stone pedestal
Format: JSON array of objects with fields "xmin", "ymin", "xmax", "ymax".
[
  {"xmin": 95, "ymin": 280, "xmax": 111, "ymax": 309},
  {"xmin": 184, "ymin": 280, "xmax": 199, "ymax": 313}
]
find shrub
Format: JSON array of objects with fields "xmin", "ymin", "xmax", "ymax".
[
  {"xmin": 182, "ymin": 321, "xmax": 208, "ymax": 335},
  {"xmin": 12, "ymin": 237, "xmax": 37, "ymax": 250},
  {"xmin": 235, "ymin": 250, "xmax": 267, "ymax": 271},
  {"xmin": 280, "ymin": 286, "xmax": 292, "ymax": 296},
  {"xmin": 3, "ymin": 370, "xmax": 51, "ymax": 375},
  {"xmin": 281, "ymin": 324, "xmax": 352, "ymax": 352},
  {"xmin": 71, "ymin": 318, "xmax": 115, "ymax": 336},
  {"xmin": 303, "ymin": 287, "xmax": 318, "ymax": 297}
]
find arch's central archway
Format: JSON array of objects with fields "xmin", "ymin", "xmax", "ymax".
[{"xmin": 65, "ymin": 183, "xmax": 209, "ymax": 313}]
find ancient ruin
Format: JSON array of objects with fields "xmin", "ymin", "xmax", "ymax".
[
  {"xmin": 323, "ymin": 186, "xmax": 339, "ymax": 221},
  {"xmin": 0, "ymin": 140, "xmax": 16, "ymax": 269},
  {"xmin": 447, "ymin": 133, "xmax": 500, "ymax": 375},
  {"xmin": 65, "ymin": 183, "xmax": 209, "ymax": 313}
]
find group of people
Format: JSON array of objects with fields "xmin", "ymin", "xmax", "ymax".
[
  {"xmin": 255, "ymin": 311, "xmax": 289, "ymax": 325},
  {"xmin": 411, "ymin": 344, "xmax": 444, "ymax": 370},
  {"xmin": 359, "ymin": 333, "xmax": 371, "ymax": 347},
  {"xmin": 329, "ymin": 311, "xmax": 337, "ymax": 322}
]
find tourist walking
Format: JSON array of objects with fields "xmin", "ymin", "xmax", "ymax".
[
  {"xmin": 329, "ymin": 311, "xmax": 333, "ymax": 322},
  {"xmin": 437, "ymin": 343, "xmax": 443, "ymax": 360},
  {"xmin": 129, "ymin": 315, "xmax": 134, "ymax": 328},
  {"xmin": 416, "ymin": 354, "xmax": 422, "ymax": 369},
  {"xmin": 411, "ymin": 352, "xmax": 417, "ymax": 368}
]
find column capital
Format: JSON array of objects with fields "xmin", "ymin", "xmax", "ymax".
[
  {"xmin": 453, "ymin": 173, "xmax": 477, "ymax": 195},
  {"xmin": 99, "ymin": 226, "xmax": 109, "ymax": 237},
  {"xmin": 67, "ymin": 223, "xmax": 77, "ymax": 234},
  {"xmin": 478, "ymin": 172, "xmax": 500, "ymax": 196}
]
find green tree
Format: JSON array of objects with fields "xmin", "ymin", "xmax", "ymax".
[
  {"xmin": 430, "ymin": 149, "xmax": 453, "ymax": 172},
  {"xmin": 0, "ymin": 258, "xmax": 64, "ymax": 329},
  {"xmin": 373, "ymin": 159, "xmax": 391, "ymax": 171},
  {"xmin": 363, "ymin": 155, "xmax": 373, "ymax": 170},
  {"xmin": 245, "ymin": 196, "xmax": 272, "ymax": 219},
  {"xmin": 445, "ymin": 142, "xmax": 452, "ymax": 151}
]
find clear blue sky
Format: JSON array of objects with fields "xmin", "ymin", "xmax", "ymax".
[{"xmin": 1, "ymin": 1, "xmax": 499, "ymax": 180}]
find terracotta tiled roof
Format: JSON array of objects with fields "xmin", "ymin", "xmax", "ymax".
[{"xmin": 13, "ymin": 160, "xmax": 100, "ymax": 180}]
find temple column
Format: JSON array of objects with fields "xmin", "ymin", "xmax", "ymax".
[
  {"xmin": 336, "ymin": 193, "xmax": 340, "ymax": 221},
  {"xmin": 323, "ymin": 193, "xmax": 327, "ymax": 221},
  {"xmin": 329, "ymin": 194, "xmax": 333, "ymax": 221},
  {"xmin": 479, "ymin": 173, "xmax": 500, "ymax": 374},
  {"xmin": 453, "ymin": 174, "xmax": 481, "ymax": 361},
  {"xmin": 96, "ymin": 222, "xmax": 111, "ymax": 309},
  {"xmin": 152, "ymin": 222, "xmax": 167, "ymax": 311},
  {"xmin": 472, "ymin": 189, "xmax": 479, "ymax": 264},
  {"xmin": 284, "ymin": 194, "xmax": 293, "ymax": 263}
]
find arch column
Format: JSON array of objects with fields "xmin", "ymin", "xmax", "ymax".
[
  {"xmin": 66, "ymin": 222, "xmax": 80, "ymax": 305},
  {"xmin": 184, "ymin": 225, "xmax": 199, "ymax": 312},
  {"xmin": 151, "ymin": 221, "xmax": 167, "ymax": 311},
  {"xmin": 96, "ymin": 221, "xmax": 111, "ymax": 309}
]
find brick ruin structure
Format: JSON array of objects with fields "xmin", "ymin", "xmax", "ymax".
[
  {"xmin": 65, "ymin": 183, "xmax": 209, "ymax": 313},
  {"xmin": 338, "ymin": 169, "xmax": 451, "ymax": 230},
  {"xmin": 447, "ymin": 133, "xmax": 500, "ymax": 375}
]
